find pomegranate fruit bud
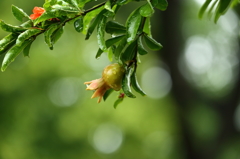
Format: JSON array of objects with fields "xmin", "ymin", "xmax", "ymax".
[
  {"xmin": 84, "ymin": 63, "xmax": 125, "ymax": 103},
  {"xmin": 102, "ymin": 63, "xmax": 125, "ymax": 91}
]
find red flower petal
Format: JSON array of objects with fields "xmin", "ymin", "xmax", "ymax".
[
  {"xmin": 30, "ymin": 14, "xmax": 39, "ymax": 20},
  {"xmin": 32, "ymin": 7, "xmax": 45, "ymax": 14}
]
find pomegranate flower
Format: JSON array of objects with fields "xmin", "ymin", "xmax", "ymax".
[
  {"xmin": 30, "ymin": 7, "xmax": 45, "ymax": 20},
  {"xmin": 84, "ymin": 63, "xmax": 125, "ymax": 103}
]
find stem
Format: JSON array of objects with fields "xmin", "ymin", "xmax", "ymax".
[
  {"xmin": 64, "ymin": 1, "xmax": 106, "ymax": 24},
  {"xmin": 83, "ymin": 2, "xmax": 106, "ymax": 15}
]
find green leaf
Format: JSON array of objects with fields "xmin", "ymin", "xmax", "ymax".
[
  {"xmin": 126, "ymin": 8, "xmax": 142, "ymax": 43},
  {"xmin": 214, "ymin": 0, "xmax": 232, "ymax": 23},
  {"xmin": 114, "ymin": 37, "xmax": 127, "ymax": 61},
  {"xmin": 143, "ymin": 34, "xmax": 162, "ymax": 51},
  {"xmin": 43, "ymin": 0, "xmax": 58, "ymax": 10},
  {"xmin": 116, "ymin": 0, "xmax": 130, "ymax": 5},
  {"xmin": 139, "ymin": 1, "xmax": 154, "ymax": 17},
  {"xmin": 106, "ymin": 35, "xmax": 126, "ymax": 48},
  {"xmin": 105, "ymin": 21, "xmax": 126, "ymax": 35},
  {"xmin": 77, "ymin": 0, "xmax": 95, "ymax": 8},
  {"xmin": 103, "ymin": 88, "xmax": 114, "ymax": 101},
  {"xmin": 16, "ymin": 29, "xmax": 42, "ymax": 46},
  {"xmin": 122, "ymin": 65, "xmax": 136, "ymax": 98},
  {"xmin": 1, "ymin": 39, "xmax": 33, "ymax": 72},
  {"xmin": 105, "ymin": 0, "xmax": 114, "ymax": 12},
  {"xmin": 74, "ymin": 17, "xmax": 83, "ymax": 32},
  {"xmin": 82, "ymin": 5, "xmax": 104, "ymax": 34},
  {"xmin": 108, "ymin": 47, "xmax": 114, "ymax": 61},
  {"xmin": 207, "ymin": 0, "xmax": 218, "ymax": 19},
  {"xmin": 198, "ymin": 0, "xmax": 212, "ymax": 19},
  {"xmin": 121, "ymin": 39, "xmax": 137, "ymax": 62},
  {"xmin": 85, "ymin": 10, "xmax": 107, "ymax": 40},
  {"xmin": 0, "ymin": 20, "xmax": 27, "ymax": 33},
  {"xmin": 11, "ymin": 5, "xmax": 30, "ymax": 22},
  {"xmin": 67, "ymin": 0, "xmax": 80, "ymax": 10},
  {"xmin": 131, "ymin": 66, "xmax": 146, "ymax": 96},
  {"xmin": 97, "ymin": 16, "xmax": 107, "ymax": 51},
  {"xmin": 33, "ymin": 11, "xmax": 56, "ymax": 25},
  {"xmin": 51, "ymin": 4, "xmax": 80, "ymax": 12},
  {"xmin": 114, "ymin": 97, "xmax": 124, "ymax": 109},
  {"xmin": 23, "ymin": 40, "xmax": 33, "ymax": 57},
  {"xmin": 153, "ymin": 0, "xmax": 168, "ymax": 11},
  {"xmin": 138, "ymin": 37, "xmax": 148, "ymax": 55},
  {"xmin": 0, "ymin": 33, "xmax": 17, "ymax": 51},
  {"xmin": 143, "ymin": 17, "xmax": 152, "ymax": 36},
  {"xmin": 96, "ymin": 35, "xmax": 125, "ymax": 59},
  {"xmin": 0, "ymin": 40, "xmax": 16, "ymax": 55},
  {"xmin": 44, "ymin": 24, "xmax": 60, "ymax": 50},
  {"xmin": 20, "ymin": 20, "xmax": 33, "ymax": 28},
  {"xmin": 0, "ymin": 34, "xmax": 17, "ymax": 55},
  {"xmin": 51, "ymin": 26, "xmax": 64, "ymax": 44}
]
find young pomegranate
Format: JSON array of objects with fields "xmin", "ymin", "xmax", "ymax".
[{"xmin": 84, "ymin": 63, "xmax": 125, "ymax": 103}]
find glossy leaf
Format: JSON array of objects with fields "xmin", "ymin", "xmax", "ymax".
[
  {"xmin": 116, "ymin": 0, "xmax": 129, "ymax": 5},
  {"xmin": 107, "ymin": 47, "xmax": 114, "ymax": 61},
  {"xmin": 105, "ymin": 21, "xmax": 126, "ymax": 35},
  {"xmin": 12, "ymin": 5, "xmax": 30, "ymax": 22},
  {"xmin": 143, "ymin": 17, "xmax": 152, "ymax": 36},
  {"xmin": 0, "ymin": 40, "xmax": 15, "ymax": 55},
  {"xmin": 82, "ymin": 6, "xmax": 104, "ymax": 34},
  {"xmin": 103, "ymin": 88, "xmax": 114, "ymax": 101},
  {"xmin": 105, "ymin": 0, "xmax": 114, "ymax": 12},
  {"xmin": 74, "ymin": 17, "xmax": 83, "ymax": 32},
  {"xmin": 143, "ymin": 34, "xmax": 162, "ymax": 51},
  {"xmin": 121, "ymin": 39, "xmax": 137, "ymax": 62},
  {"xmin": 114, "ymin": 97, "xmax": 124, "ymax": 109},
  {"xmin": 122, "ymin": 65, "xmax": 136, "ymax": 98},
  {"xmin": 33, "ymin": 11, "xmax": 56, "ymax": 25},
  {"xmin": 68, "ymin": 0, "xmax": 80, "ymax": 9},
  {"xmin": 207, "ymin": 0, "xmax": 218, "ymax": 19},
  {"xmin": 131, "ymin": 67, "xmax": 146, "ymax": 96},
  {"xmin": 51, "ymin": 4, "xmax": 80, "ymax": 12},
  {"xmin": 138, "ymin": 37, "xmax": 148, "ymax": 55},
  {"xmin": 77, "ymin": 0, "xmax": 95, "ymax": 8},
  {"xmin": 51, "ymin": 26, "xmax": 64, "ymax": 44},
  {"xmin": 0, "ymin": 33, "xmax": 17, "ymax": 51},
  {"xmin": 198, "ymin": 0, "xmax": 212, "ymax": 19},
  {"xmin": 139, "ymin": 2, "xmax": 154, "ymax": 17},
  {"xmin": 16, "ymin": 29, "xmax": 42, "ymax": 46},
  {"xmin": 126, "ymin": 8, "xmax": 142, "ymax": 43},
  {"xmin": 44, "ymin": 24, "xmax": 59, "ymax": 50},
  {"xmin": 114, "ymin": 37, "xmax": 127, "ymax": 61},
  {"xmin": 85, "ymin": 10, "xmax": 106, "ymax": 40},
  {"xmin": 20, "ymin": 20, "xmax": 33, "ymax": 28},
  {"xmin": 214, "ymin": 0, "xmax": 232, "ymax": 23},
  {"xmin": 0, "ymin": 20, "xmax": 27, "ymax": 33},
  {"xmin": 23, "ymin": 41, "xmax": 33, "ymax": 57},
  {"xmin": 153, "ymin": 0, "xmax": 168, "ymax": 11},
  {"xmin": 43, "ymin": 0, "xmax": 57, "ymax": 10},
  {"xmin": 106, "ymin": 35, "xmax": 126, "ymax": 48},
  {"xmin": 97, "ymin": 16, "xmax": 107, "ymax": 51},
  {"xmin": 96, "ymin": 35, "xmax": 125, "ymax": 58},
  {"xmin": 1, "ymin": 39, "xmax": 33, "ymax": 72}
]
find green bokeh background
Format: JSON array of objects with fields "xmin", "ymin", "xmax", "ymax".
[{"xmin": 0, "ymin": 0, "xmax": 240, "ymax": 159}]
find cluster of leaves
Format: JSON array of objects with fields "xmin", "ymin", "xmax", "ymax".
[
  {"xmin": 199, "ymin": 0, "xmax": 239, "ymax": 23},
  {"xmin": 0, "ymin": 0, "xmax": 167, "ymax": 106}
]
